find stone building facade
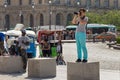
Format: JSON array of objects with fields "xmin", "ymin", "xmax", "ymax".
[{"xmin": 0, "ymin": 0, "xmax": 120, "ymax": 30}]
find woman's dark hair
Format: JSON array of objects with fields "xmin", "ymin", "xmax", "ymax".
[{"xmin": 79, "ymin": 8, "xmax": 86, "ymax": 12}]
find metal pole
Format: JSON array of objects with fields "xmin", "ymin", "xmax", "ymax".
[
  {"xmin": 77, "ymin": 1, "xmax": 80, "ymax": 10},
  {"xmin": 86, "ymin": 0, "xmax": 89, "ymax": 12},
  {"xmin": 49, "ymin": 11, "xmax": 51, "ymax": 30},
  {"xmin": 32, "ymin": 1, "xmax": 35, "ymax": 28},
  {"xmin": 49, "ymin": 0, "xmax": 52, "ymax": 30},
  {"xmin": 77, "ymin": 2, "xmax": 80, "ymax": 6},
  {"xmin": 4, "ymin": 0, "xmax": 7, "ymax": 31},
  {"xmin": 19, "ymin": 10, "xmax": 22, "ymax": 23}
]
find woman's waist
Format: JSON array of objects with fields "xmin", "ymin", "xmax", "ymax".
[
  {"xmin": 76, "ymin": 28, "xmax": 86, "ymax": 33},
  {"xmin": 75, "ymin": 31, "xmax": 86, "ymax": 34}
]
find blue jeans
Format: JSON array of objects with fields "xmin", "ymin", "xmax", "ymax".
[{"xmin": 75, "ymin": 32, "xmax": 88, "ymax": 60}]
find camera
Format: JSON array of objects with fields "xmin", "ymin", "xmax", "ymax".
[
  {"xmin": 74, "ymin": 12, "xmax": 82, "ymax": 16},
  {"xmin": 74, "ymin": 12, "xmax": 78, "ymax": 15}
]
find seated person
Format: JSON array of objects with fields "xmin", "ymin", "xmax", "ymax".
[{"xmin": 41, "ymin": 39, "xmax": 50, "ymax": 57}]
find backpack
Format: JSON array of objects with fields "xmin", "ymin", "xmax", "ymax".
[{"xmin": 9, "ymin": 45, "xmax": 16, "ymax": 55}]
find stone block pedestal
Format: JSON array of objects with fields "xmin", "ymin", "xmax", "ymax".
[
  {"xmin": 0, "ymin": 56, "xmax": 23, "ymax": 73},
  {"xmin": 67, "ymin": 62, "xmax": 100, "ymax": 80},
  {"xmin": 28, "ymin": 58, "xmax": 56, "ymax": 78}
]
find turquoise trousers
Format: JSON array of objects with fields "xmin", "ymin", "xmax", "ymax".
[{"xmin": 75, "ymin": 32, "xmax": 88, "ymax": 60}]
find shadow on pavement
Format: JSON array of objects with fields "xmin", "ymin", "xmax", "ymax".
[
  {"xmin": 0, "ymin": 72, "xmax": 25, "ymax": 77},
  {"xmin": 25, "ymin": 76, "xmax": 55, "ymax": 80}
]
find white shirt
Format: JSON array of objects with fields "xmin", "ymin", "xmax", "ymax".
[
  {"xmin": 18, "ymin": 36, "xmax": 30, "ymax": 49},
  {"xmin": 57, "ymin": 45, "xmax": 61, "ymax": 52}
]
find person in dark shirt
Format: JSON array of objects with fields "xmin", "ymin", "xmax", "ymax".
[{"xmin": 41, "ymin": 39, "xmax": 50, "ymax": 57}]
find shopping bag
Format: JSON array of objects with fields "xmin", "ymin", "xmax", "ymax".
[{"xmin": 51, "ymin": 47, "xmax": 57, "ymax": 57}]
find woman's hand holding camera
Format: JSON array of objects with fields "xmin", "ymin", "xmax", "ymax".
[
  {"xmin": 72, "ymin": 15, "xmax": 78, "ymax": 24},
  {"xmin": 72, "ymin": 8, "xmax": 86, "ymax": 25}
]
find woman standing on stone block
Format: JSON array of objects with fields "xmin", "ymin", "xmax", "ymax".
[{"xmin": 72, "ymin": 8, "xmax": 88, "ymax": 63}]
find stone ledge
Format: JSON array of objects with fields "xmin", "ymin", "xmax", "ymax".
[
  {"xmin": 67, "ymin": 62, "xmax": 100, "ymax": 80},
  {"xmin": 107, "ymin": 42, "xmax": 116, "ymax": 48},
  {"xmin": 112, "ymin": 45, "xmax": 120, "ymax": 50},
  {"xmin": 28, "ymin": 58, "xmax": 56, "ymax": 78},
  {"xmin": 0, "ymin": 56, "xmax": 23, "ymax": 73}
]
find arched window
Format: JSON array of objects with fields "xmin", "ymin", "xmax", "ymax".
[
  {"xmin": 54, "ymin": 0, "xmax": 60, "ymax": 4},
  {"xmin": 7, "ymin": 0, "xmax": 11, "ymax": 5},
  {"xmin": 114, "ymin": 0, "xmax": 118, "ymax": 9},
  {"xmin": 67, "ymin": 13, "xmax": 73, "ymax": 25},
  {"xmin": 104, "ymin": 0, "xmax": 109, "ymax": 8},
  {"xmin": 20, "ymin": 15, "xmax": 24, "ymax": 24},
  {"xmin": 86, "ymin": 0, "xmax": 91, "ymax": 8},
  {"xmin": 39, "ymin": 0, "xmax": 42, "ymax": 4},
  {"xmin": 30, "ymin": 14, "xmax": 34, "ymax": 27},
  {"xmin": 95, "ymin": 0, "xmax": 100, "ymax": 8},
  {"xmin": 56, "ymin": 13, "xmax": 63, "ymax": 25},
  {"xmin": 66, "ymin": 0, "xmax": 71, "ymax": 5},
  {"xmin": 56, "ymin": 14, "xmax": 60, "ymax": 25},
  {"xmin": 5, "ymin": 14, "xmax": 10, "ymax": 30},
  {"xmin": 29, "ymin": 0, "xmax": 32, "ymax": 5},
  {"xmin": 40, "ymin": 14, "xmax": 44, "ymax": 26},
  {"xmin": 19, "ymin": 0, "xmax": 22, "ymax": 5}
]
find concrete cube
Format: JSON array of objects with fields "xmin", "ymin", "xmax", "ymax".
[
  {"xmin": 28, "ymin": 58, "xmax": 56, "ymax": 78},
  {"xmin": 0, "ymin": 56, "xmax": 23, "ymax": 73},
  {"xmin": 67, "ymin": 62, "xmax": 100, "ymax": 80}
]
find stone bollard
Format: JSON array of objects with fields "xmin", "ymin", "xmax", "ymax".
[
  {"xmin": 0, "ymin": 56, "xmax": 23, "ymax": 73},
  {"xmin": 28, "ymin": 58, "xmax": 56, "ymax": 78},
  {"xmin": 67, "ymin": 62, "xmax": 100, "ymax": 80}
]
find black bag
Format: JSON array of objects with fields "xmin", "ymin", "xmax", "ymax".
[{"xmin": 9, "ymin": 45, "xmax": 16, "ymax": 55}]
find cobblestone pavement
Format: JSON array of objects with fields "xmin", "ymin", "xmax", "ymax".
[
  {"xmin": 63, "ymin": 42, "xmax": 120, "ymax": 70},
  {"xmin": 0, "ymin": 42, "xmax": 120, "ymax": 80}
]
